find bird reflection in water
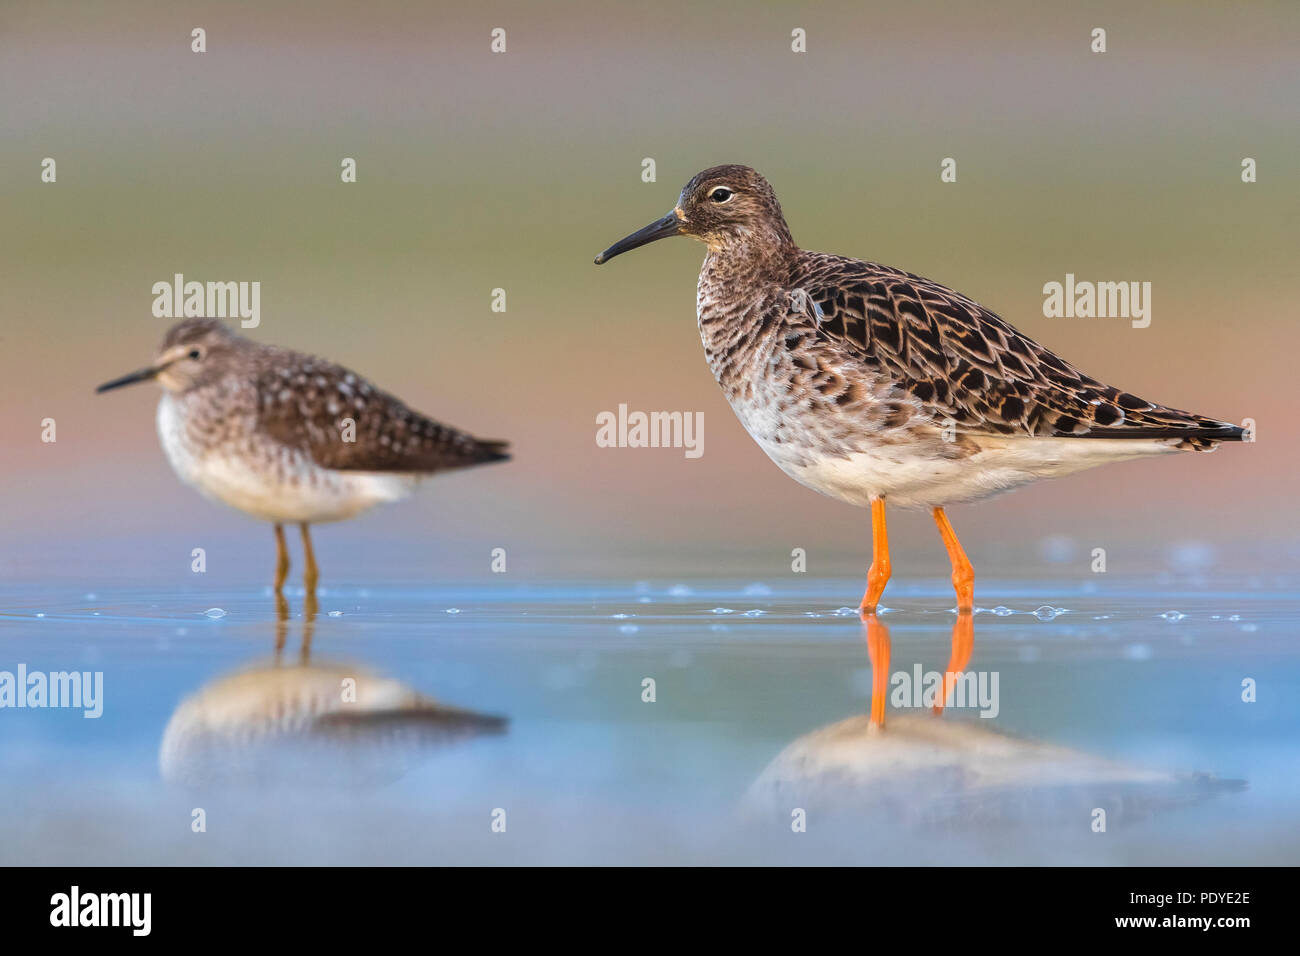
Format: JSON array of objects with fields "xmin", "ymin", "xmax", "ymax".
[
  {"xmin": 747, "ymin": 611, "xmax": 1242, "ymax": 828},
  {"xmin": 160, "ymin": 595, "xmax": 506, "ymax": 788}
]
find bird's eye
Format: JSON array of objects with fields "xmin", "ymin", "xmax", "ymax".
[
  {"xmin": 188, "ymin": 349, "xmax": 202, "ymax": 360},
  {"xmin": 709, "ymin": 187, "xmax": 734, "ymax": 203}
]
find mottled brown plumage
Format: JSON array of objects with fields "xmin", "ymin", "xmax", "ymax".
[
  {"xmin": 595, "ymin": 164, "xmax": 1245, "ymax": 609},
  {"xmin": 161, "ymin": 319, "xmax": 508, "ymax": 475}
]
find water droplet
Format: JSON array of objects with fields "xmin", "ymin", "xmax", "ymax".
[
  {"xmin": 1227, "ymin": 614, "xmax": 1241, "ymax": 622},
  {"xmin": 203, "ymin": 608, "xmax": 227, "ymax": 619},
  {"xmin": 611, "ymin": 613, "xmax": 634, "ymax": 620},
  {"xmin": 992, "ymin": 606, "xmax": 1014, "ymax": 617},
  {"xmin": 1160, "ymin": 610, "xmax": 1185, "ymax": 622},
  {"xmin": 35, "ymin": 613, "xmax": 46, "ymax": 619},
  {"xmin": 1034, "ymin": 605, "xmax": 1059, "ymax": 621},
  {"xmin": 833, "ymin": 607, "xmax": 858, "ymax": 617},
  {"xmin": 328, "ymin": 610, "xmax": 343, "ymax": 618},
  {"xmin": 445, "ymin": 608, "xmax": 461, "ymax": 615},
  {"xmin": 710, "ymin": 607, "xmax": 735, "ymax": 615},
  {"xmin": 742, "ymin": 609, "xmax": 765, "ymax": 617}
]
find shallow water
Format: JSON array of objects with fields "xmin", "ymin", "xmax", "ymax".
[{"xmin": 0, "ymin": 574, "xmax": 1296, "ymax": 865}]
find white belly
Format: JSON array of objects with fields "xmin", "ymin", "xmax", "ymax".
[
  {"xmin": 767, "ymin": 434, "xmax": 1178, "ymax": 510},
  {"xmin": 156, "ymin": 397, "xmax": 417, "ymax": 524}
]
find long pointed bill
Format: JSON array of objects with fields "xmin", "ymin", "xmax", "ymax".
[
  {"xmin": 593, "ymin": 211, "xmax": 684, "ymax": 264},
  {"xmin": 96, "ymin": 366, "xmax": 160, "ymax": 393}
]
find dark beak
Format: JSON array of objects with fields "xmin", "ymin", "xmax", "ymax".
[
  {"xmin": 594, "ymin": 211, "xmax": 684, "ymax": 265},
  {"xmin": 96, "ymin": 366, "xmax": 159, "ymax": 393}
]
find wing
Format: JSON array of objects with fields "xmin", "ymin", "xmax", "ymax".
[
  {"xmin": 254, "ymin": 351, "xmax": 509, "ymax": 473},
  {"xmin": 794, "ymin": 253, "xmax": 1242, "ymax": 446}
]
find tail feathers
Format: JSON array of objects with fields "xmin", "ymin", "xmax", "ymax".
[
  {"xmin": 473, "ymin": 439, "xmax": 511, "ymax": 464},
  {"xmin": 1082, "ymin": 417, "xmax": 1246, "ymax": 451}
]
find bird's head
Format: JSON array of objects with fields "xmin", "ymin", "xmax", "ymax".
[
  {"xmin": 594, "ymin": 164, "xmax": 794, "ymax": 265},
  {"xmin": 97, "ymin": 318, "xmax": 240, "ymax": 395}
]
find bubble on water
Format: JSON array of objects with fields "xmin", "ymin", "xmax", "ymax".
[
  {"xmin": 711, "ymin": 608, "xmax": 735, "ymax": 615},
  {"xmin": 803, "ymin": 612, "xmax": 824, "ymax": 618},
  {"xmin": 1160, "ymin": 610, "xmax": 1185, "ymax": 622},
  {"xmin": 833, "ymin": 607, "xmax": 859, "ymax": 617},
  {"xmin": 445, "ymin": 608, "xmax": 461, "ymax": 615},
  {"xmin": 1210, "ymin": 615, "xmax": 1221, "ymax": 621},
  {"xmin": 203, "ymin": 608, "xmax": 227, "ymax": 619},
  {"xmin": 1123, "ymin": 643, "xmax": 1153, "ymax": 661},
  {"xmin": 992, "ymin": 606, "xmax": 1014, "ymax": 617},
  {"xmin": 1033, "ymin": 605, "xmax": 1060, "ymax": 621},
  {"xmin": 328, "ymin": 610, "xmax": 343, "ymax": 618},
  {"xmin": 1092, "ymin": 614, "xmax": 1112, "ymax": 621},
  {"xmin": 611, "ymin": 613, "xmax": 635, "ymax": 620},
  {"xmin": 668, "ymin": 585, "xmax": 693, "ymax": 597},
  {"xmin": 618, "ymin": 624, "xmax": 639, "ymax": 635},
  {"xmin": 35, "ymin": 613, "xmax": 46, "ymax": 619},
  {"xmin": 92, "ymin": 612, "xmax": 100, "ymax": 616},
  {"xmin": 1227, "ymin": 614, "xmax": 1241, "ymax": 622},
  {"xmin": 743, "ymin": 609, "xmax": 765, "ymax": 617},
  {"xmin": 743, "ymin": 583, "xmax": 772, "ymax": 596}
]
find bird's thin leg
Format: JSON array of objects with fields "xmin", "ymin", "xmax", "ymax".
[
  {"xmin": 859, "ymin": 498, "xmax": 891, "ymax": 613},
  {"xmin": 934, "ymin": 611, "xmax": 975, "ymax": 715},
  {"xmin": 273, "ymin": 523, "xmax": 290, "ymax": 595},
  {"xmin": 861, "ymin": 612, "xmax": 892, "ymax": 728},
  {"xmin": 932, "ymin": 506, "xmax": 974, "ymax": 612},
  {"xmin": 300, "ymin": 523, "xmax": 319, "ymax": 613}
]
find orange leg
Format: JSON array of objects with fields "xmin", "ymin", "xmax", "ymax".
[
  {"xmin": 859, "ymin": 499, "xmax": 891, "ymax": 613},
  {"xmin": 933, "ymin": 611, "xmax": 974, "ymax": 715},
  {"xmin": 862, "ymin": 612, "xmax": 892, "ymax": 728},
  {"xmin": 932, "ymin": 506, "xmax": 974, "ymax": 612}
]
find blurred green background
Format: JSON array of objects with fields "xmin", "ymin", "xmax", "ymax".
[{"xmin": 2, "ymin": 0, "xmax": 1296, "ymax": 585}]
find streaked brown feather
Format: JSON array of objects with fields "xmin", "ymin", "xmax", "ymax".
[
  {"xmin": 254, "ymin": 350, "xmax": 509, "ymax": 473},
  {"xmin": 793, "ymin": 253, "xmax": 1243, "ymax": 450}
]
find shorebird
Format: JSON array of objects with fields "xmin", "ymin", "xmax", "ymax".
[
  {"xmin": 97, "ymin": 318, "xmax": 509, "ymax": 598},
  {"xmin": 595, "ymin": 165, "xmax": 1245, "ymax": 612}
]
